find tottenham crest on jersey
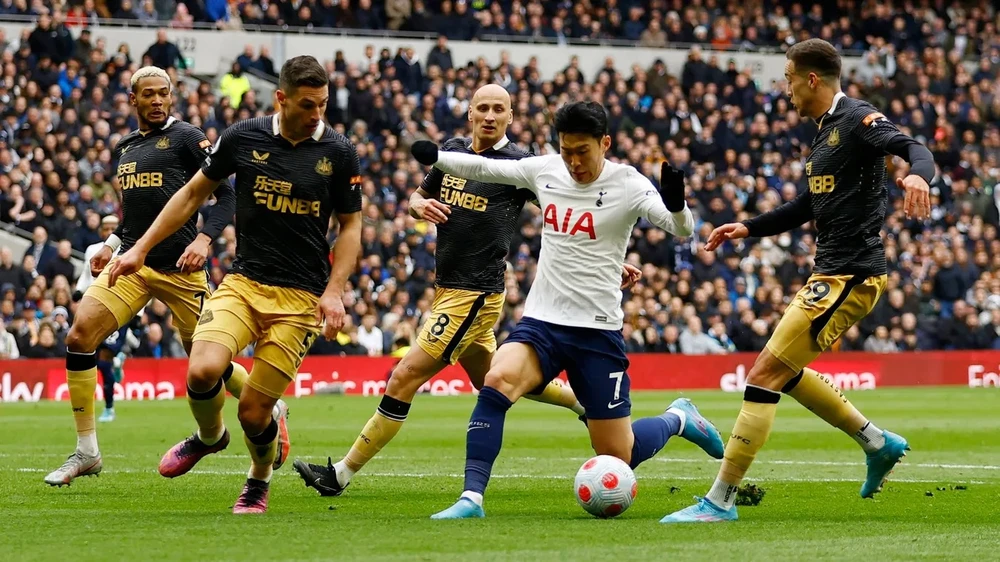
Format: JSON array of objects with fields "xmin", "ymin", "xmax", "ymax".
[{"xmin": 315, "ymin": 157, "xmax": 333, "ymax": 176}]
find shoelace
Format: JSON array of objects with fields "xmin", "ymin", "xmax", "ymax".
[{"xmin": 57, "ymin": 452, "xmax": 85, "ymax": 471}]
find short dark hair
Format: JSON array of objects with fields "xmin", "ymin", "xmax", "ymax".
[
  {"xmin": 786, "ymin": 38, "xmax": 842, "ymax": 82},
  {"xmin": 278, "ymin": 55, "xmax": 328, "ymax": 93},
  {"xmin": 554, "ymin": 101, "xmax": 609, "ymax": 139}
]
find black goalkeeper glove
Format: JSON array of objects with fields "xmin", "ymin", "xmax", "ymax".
[
  {"xmin": 659, "ymin": 162, "xmax": 687, "ymax": 212},
  {"xmin": 411, "ymin": 140, "xmax": 439, "ymax": 166}
]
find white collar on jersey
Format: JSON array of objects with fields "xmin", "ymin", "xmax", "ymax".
[
  {"xmin": 138, "ymin": 116, "xmax": 176, "ymax": 136},
  {"xmin": 825, "ymin": 91, "xmax": 847, "ymax": 116},
  {"xmin": 271, "ymin": 113, "xmax": 325, "ymax": 141},
  {"xmin": 467, "ymin": 136, "xmax": 510, "ymax": 152}
]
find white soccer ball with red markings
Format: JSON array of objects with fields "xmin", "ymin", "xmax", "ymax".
[{"xmin": 574, "ymin": 455, "xmax": 637, "ymax": 518}]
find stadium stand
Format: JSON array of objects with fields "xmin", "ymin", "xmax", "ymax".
[{"xmin": 0, "ymin": 1, "xmax": 998, "ymax": 361}]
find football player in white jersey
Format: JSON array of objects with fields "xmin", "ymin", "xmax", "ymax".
[
  {"xmin": 75, "ymin": 215, "xmax": 139, "ymax": 423},
  {"xmin": 410, "ymin": 101, "xmax": 728, "ymax": 519}
]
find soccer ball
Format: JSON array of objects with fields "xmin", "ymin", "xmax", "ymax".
[{"xmin": 574, "ymin": 455, "xmax": 637, "ymax": 518}]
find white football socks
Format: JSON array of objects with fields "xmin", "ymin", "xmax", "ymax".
[
  {"xmin": 77, "ymin": 433, "xmax": 99, "ymax": 457},
  {"xmin": 460, "ymin": 491, "xmax": 484, "ymax": 507},
  {"xmin": 853, "ymin": 421, "xmax": 886, "ymax": 453},
  {"xmin": 665, "ymin": 407, "xmax": 688, "ymax": 434},
  {"xmin": 333, "ymin": 460, "xmax": 356, "ymax": 486},
  {"xmin": 705, "ymin": 478, "xmax": 740, "ymax": 510}
]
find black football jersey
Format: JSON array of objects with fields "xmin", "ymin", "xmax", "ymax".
[
  {"xmin": 114, "ymin": 118, "xmax": 221, "ymax": 271},
  {"xmin": 420, "ymin": 137, "xmax": 532, "ymax": 293},
  {"xmin": 202, "ymin": 115, "xmax": 362, "ymax": 296}
]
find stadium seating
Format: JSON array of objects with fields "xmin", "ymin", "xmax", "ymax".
[{"xmin": 0, "ymin": 1, "xmax": 998, "ymax": 361}]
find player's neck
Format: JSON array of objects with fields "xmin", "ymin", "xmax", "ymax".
[
  {"xmin": 278, "ymin": 114, "xmax": 309, "ymax": 145},
  {"xmin": 811, "ymin": 89, "xmax": 840, "ymax": 121},
  {"xmin": 471, "ymin": 136, "xmax": 500, "ymax": 153}
]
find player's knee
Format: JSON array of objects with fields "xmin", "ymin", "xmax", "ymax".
[
  {"xmin": 187, "ymin": 356, "xmax": 228, "ymax": 392},
  {"xmin": 237, "ymin": 398, "xmax": 272, "ymax": 435},
  {"xmin": 386, "ymin": 360, "xmax": 431, "ymax": 401},
  {"xmin": 746, "ymin": 350, "xmax": 795, "ymax": 391},
  {"xmin": 65, "ymin": 323, "xmax": 98, "ymax": 353},
  {"xmin": 483, "ymin": 368, "xmax": 525, "ymax": 400}
]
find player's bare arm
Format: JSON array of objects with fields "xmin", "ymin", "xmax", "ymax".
[
  {"xmin": 107, "ymin": 170, "xmax": 220, "ymax": 286},
  {"xmin": 409, "ymin": 188, "xmax": 451, "ymax": 224},
  {"xmin": 319, "ymin": 211, "xmax": 363, "ymax": 339}
]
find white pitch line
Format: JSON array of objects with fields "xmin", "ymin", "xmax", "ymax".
[
  {"xmin": 7, "ymin": 453, "xmax": 1000, "ymax": 472},
  {"xmin": 14, "ymin": 467, "xmax": 989, "ymax": 485}
]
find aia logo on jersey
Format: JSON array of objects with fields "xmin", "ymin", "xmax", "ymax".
[{"xmin": 542, "ymin": 204, "xmax": 596, "ymax": 240}]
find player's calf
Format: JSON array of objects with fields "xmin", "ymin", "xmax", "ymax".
[
  {"xmin": 239, "ymin": 387, "xmax": 280, "ymax": 484},
  {"xmin": 297, "ymin": 360, "xmax": 428, "ymax": 495}
]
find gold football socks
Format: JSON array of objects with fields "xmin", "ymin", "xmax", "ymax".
[
  {"xmin": 66, "ymin": 351, "xmax": 99, "ymax": 455},
  {"xmin": 525, "ymin": 380, "xmax": 586, "ymax": 416},
  {"xmin": 705, "ymin": 385, "xmax": 780, "ymax": 510},
  {"xmin": 334, "ymin": 395, "xmax": 410, "ymax": 484},
  {"xmin": 783, "ymin": 368, "xmax": 885, "ymax": 451}
]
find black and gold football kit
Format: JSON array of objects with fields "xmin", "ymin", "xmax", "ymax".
[
  {"xmin": 89, "ymin": 117, "xmax": 236, "ymax": 343},
  {"xmin": 743, "ymin": 93, "xmax": 935, "ymax": 372},
  {"xmin": 193, "ymin": 115, "xmax": 362, "ymax": 397},
  {"xmin": 415, "ymin": 136, "xmax": 532, "ymax": 364}
]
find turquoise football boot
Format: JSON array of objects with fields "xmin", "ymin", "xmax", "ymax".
[
  {"xmin": 861, "ymin": 430, "xmax": 909, "ymax": 498},
  {"xmin": 430, "ymin": 498, "xmax": 485, "ymax": 520},
  {"xmin": 660, "ymin": 497, "xmax": 738, "ymax": 523},
  {"xmin": 669, "ymin": 398, "xmax": 725, "ymax": 459}
]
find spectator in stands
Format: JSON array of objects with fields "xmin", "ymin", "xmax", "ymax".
[
  {"xmin": 40, "ymin": 240, "xmax": 75, "ymax": 284},
  {"xmin": 0, "ymin": 316, "xmax": 17, "ymax": 359},
  {"xmin": 680, "ymin": 316, "xmax": 727, "ymax": 355},
  {"xmin": 23, "ymin": 226, "xmax": 56, "ymax": 273},
  {"xmin": 143, "ymin": 30, "xmax": 187, "ymax": 73},
  {"xmin": 219, "ymin": 61, "xmax": 250, "ymax": 106},
  {"xmin": 357, "ymin": 313, "xmax": 383, "ymax": 356}
]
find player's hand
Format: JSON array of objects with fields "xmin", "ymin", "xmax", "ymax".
[
  {"xmin": 317, "ymin": 290, "xmax": 346, "ymax": 340},
  {"xmin": 177, "ymin": 233, "xmax": 211, "ymax": 273},
  {"xmin": 658, "ymin": 162, "xmax": 687, "ymax": 212},
  {"xmin": 412, "ymin": 198, "xmax": 451, "ymax": 224},
  {"xmin": 90, "ymin": 245, "xmax": 114, "ymax": 276},
  {"xmin": 897, "ymin": 174, "xmax": 930, "ymax": 219},
  {"xmin": 411, "ymin": 140, "xmax": 439, "ymax": 166},
  {"xmin": 621, "ymin": 264, "xmax": 642, "ymax": 289},
  {"xmin": 704, "ymin": 222, "xmax": 750, "ymax": 252},
  {"xmin": 106, "ymin": 248, "xmax": 146, "ymax": 288}
]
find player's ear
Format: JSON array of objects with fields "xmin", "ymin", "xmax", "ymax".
[
  {"xmin": 128, "ymin": 91, "xmax": 136, "ymax": 108},
  {"xmin": 601, "ymin": 135, "xmax": 612, "ymax": 151}
]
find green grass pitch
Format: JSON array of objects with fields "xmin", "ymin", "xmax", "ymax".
[{"xmin": 2, "ymin": 387, "xmax": 998, "ymax": 561}]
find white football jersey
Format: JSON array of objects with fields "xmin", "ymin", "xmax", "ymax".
[
  {"xmin": 75, "ymin": 241, "xmax": 120, "ymax": 294},
  {"xmin": 434, "ymin": 151, "xmax": 694, "ymax": 329}
]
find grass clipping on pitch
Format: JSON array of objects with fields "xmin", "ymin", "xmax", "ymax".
[{"xmin": 735, "ymin": 483, "xmax": 766, "ymax": 506}]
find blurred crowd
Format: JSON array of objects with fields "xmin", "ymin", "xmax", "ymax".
[
  {"xmin": 11, "ymin": 0, "xmax": 998, "ymax": 57},
  {"xmin": 1, "ymin": 2, "xmax": 1000, "ymax": 361}
]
